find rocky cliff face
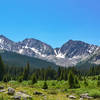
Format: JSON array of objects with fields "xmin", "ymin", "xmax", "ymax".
[{"xmin": 0, "ymin": 35, "xmax": 100, "ymax": 67}]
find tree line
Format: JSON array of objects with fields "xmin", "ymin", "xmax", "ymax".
[{"xmin": 1, "ymin": 55, "xmax": 100, "ymax": 88}]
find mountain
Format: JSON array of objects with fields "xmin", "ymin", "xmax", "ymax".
[
  {"xmin": 76, "ymin": 50, "xmax": 100, "ymax": 70},
  {"xmin": 60, "ymin": 40, "xmax": 98, "ymax": 58},
  {"xmin": 52, "ymin": 40, "xmax": 100, "ymax": 67},
  {"xmin": 0, "ymin": 35, "xmax": 55, "ymax": 57},
  {"xmin": 0, "ymin": 50, "xmax": 58, "ymax": 69},
  {"xmin": 0, "ymin": 35, "xmax": 100, "ymax": 67},
  {"xmin": 17, "ymin": 38, "xmax": 55, "ymax": 57}
]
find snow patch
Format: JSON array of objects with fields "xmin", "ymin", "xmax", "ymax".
[
  {"xmin": 23, "ymin": 45, "xmax": 47, "ymax": 57},
  {"xmin": 55, "ymin": 49, "xmax": 66, "ymax": 58},
  {"xmin": 31, "ymin": 48, "xmax": 47, "ymax": 57},
  {"xmin": 24, "ymin": 45, "xmax": 28, "ymax": 49},
  {"xmin": 54, "ymin": 50, "xmax": 58, "ymax": 55},
  {"xmin": 0, "ymin": 39, "xmax": 4, "ymax": 44},
  {"xmin": 19, "ymin": 49, "xmax": 24, "ymax": 54},
  {"xmin": 56, "ymin": 53, "xmax": 65, "ymax": 58},
  {"xmin": 31, "ymin": 48, "xmax": 41, "ymax": 55}
]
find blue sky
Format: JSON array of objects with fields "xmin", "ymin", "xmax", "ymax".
[{"xmin": 0, "ymin": 0, "xmax": 100, "ymax": 48}]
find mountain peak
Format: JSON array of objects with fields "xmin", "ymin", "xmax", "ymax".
[
  {"xmin": 67, "ymin": 39, "xmax": 87, "ymax": 44},
  {"xmin": 67, "ymin": 39, "xmax": 74, "ymax": 42},
  {"xmin": 0, "ymin": 35, "xmax": 99, "ymax": 67},
  {"xmin": 0, "ymin": 35, "xmax": 6, "ymax": 38}
]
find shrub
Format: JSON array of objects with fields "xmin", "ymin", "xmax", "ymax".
[
  {"xmin": 42, "ymin": 81, "xmax": 48, "ymax": 89},
  {"xmin": 92, "ymin": 76, "xmax": 97, "ymax": 80},
  {"xmin": 51, "ymin": 82, "xmax": 56, "ymax": 86},
  {"xmin": 98, "ymin": 76, "xmax": 100, "ymax": 80},
  {"xmin": 97, "ymin": 80, "xmax": 100, "ymax": 87},
  {"xmin": 18, "ymin": 76, "xmax": 23, "ymax": 83},
  {"xmin": 48, "ymin": 90, "xmax": 57, "ymax": 95},
  {"xmin": 74, "ymin": 76, "xmax": 80, "ymax": 88},
  {"xmin": 32, "ymin": 74, "xmax": 37, "ymax": 84},
  {"xmin": 3, "ymin": 74, "xmax": 11, "ymax": 82},
  {"xmin": 89, "ymin": 90, "xmax": 100, "ymax": 98},
  {"xmin": 84, "ymin": 79, "xmax": 88, "ymax": 87}
]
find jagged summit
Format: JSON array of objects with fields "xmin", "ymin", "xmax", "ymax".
[{"xmin": 0, "ymin": 35, "xmax": 100, "ymax": 67}]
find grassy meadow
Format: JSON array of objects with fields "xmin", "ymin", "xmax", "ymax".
[{"xmin": 0, "ymin": 76, "xmax": 100, "ymax": 100}]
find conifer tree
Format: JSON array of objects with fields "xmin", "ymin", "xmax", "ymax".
[
  {"xmin": 63, "ymin": 69, "xmax": 68, "ymax": 80},
  {"xmin": 23, "ymin": 62, "xmax": 30, "ymax": 80},
  {"xmin": 59, "ymin": 71, "xmax": 63, "ymax": 81},
  {"xmin": 0, "ymin": 56, "xmax": 5, "ymax": 81},
  {"xmin": 68, "ymin": 70, "xmax": 75, "ymax": 88},
  {"xmin": 57, "ymin": 67, "xmax": 61, "ymax": 80}
]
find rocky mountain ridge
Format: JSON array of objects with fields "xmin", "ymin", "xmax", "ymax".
[{"xmin": 0, "ymin": 35, "xmax": 100, "ymax": 67}]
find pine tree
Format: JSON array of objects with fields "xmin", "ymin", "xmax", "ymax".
[
  {"xmin": 63, "ymin": 68, "xmax": 68, "ymax": 81},
  {"xmin": 44, "ymin": 70, "xmax": 47, "ymax": 81},
  {"xmin": 23, "ymin": 62, "xmax": 30, "ymax": 80},
  {"xmin": 57, "ymin": 67, "xmax": 61, "ymax": 80},
  {"xmin": 68, "ymin": 70, "xmax": 75, "ymax": 88},
  {"xmin": 59, "ymin": 71, "xmax": 63, "ymax": 81},
  {"xmin": 0, "ymin": 56, "xmax": 5, "ymax": 81}
]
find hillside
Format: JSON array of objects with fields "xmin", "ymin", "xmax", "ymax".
[{"xmin": 0, "ymin": 50, "xmax": 58, "ymax": 69}]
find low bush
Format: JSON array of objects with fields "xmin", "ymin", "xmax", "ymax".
[{"xmin": 89, "ymin": 90, "xmax": 100, "ymax": 98}]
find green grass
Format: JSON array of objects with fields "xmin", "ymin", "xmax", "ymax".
[
  {"xmin": 0, "ymin": 78, "xmax": 100, "ymax": 100},
  {"xmin": 89, "ymin": 90, "xmax": 100, "ymax": 98}
]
